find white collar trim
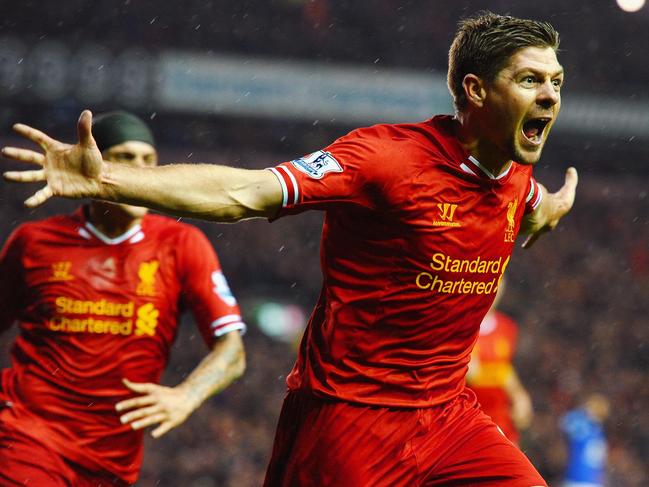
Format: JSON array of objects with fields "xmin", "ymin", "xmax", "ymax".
[
  {"xmin": 83, "ymin": 221, "xmax": 144, "ymax": 245},
  {"xmin": 467, "ymin": 156, "xmax": 512, "ymax": 180}
]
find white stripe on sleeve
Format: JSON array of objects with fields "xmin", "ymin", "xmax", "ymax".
[
  {"xmin": 278, "ymin": 165, "xmax": 299, "ymax": 205},
  {"xmin": 268, "ymin": 168, "xmax": 288, "ymax": 208}
]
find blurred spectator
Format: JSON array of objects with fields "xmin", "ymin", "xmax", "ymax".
[{"xmin": 560, "ymin": 394, "xmax": 609, "ymax": 487}]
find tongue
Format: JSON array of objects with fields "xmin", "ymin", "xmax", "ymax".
[{"xmin": 524, "ymin": 125, "xmax": 539, "ymax": 139}]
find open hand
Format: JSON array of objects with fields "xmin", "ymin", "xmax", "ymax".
[
  {"xmin": 115, "ymin": 379, "xmax": 199, "ymax": 439},
  {"xmin": 3, "ymin": 110, "xmax": 104, "ymax": 207},
  {"xmin": 522, "ymin": 167, "xmax": 578, "ymax": 249}
]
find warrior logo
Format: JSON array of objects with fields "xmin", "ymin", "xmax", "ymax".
[
  {"xmin": 433, "ymin": 203, "xmax": 461, "ymax": 228},
  {"xmin": 49, "ymin": 261, "xmax": 74, "ymax": 281}
]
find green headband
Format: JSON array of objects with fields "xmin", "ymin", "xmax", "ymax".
[{"xmin": 92, "ymin": 111, "xmax": 155, "ymax": 152}]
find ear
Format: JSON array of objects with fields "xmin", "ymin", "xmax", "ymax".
[{"xmin": 462, "ymin": 74, "xmax": 486, "ymax": 108}]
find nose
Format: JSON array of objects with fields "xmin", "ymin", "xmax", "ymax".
[{"xmin": 538, "ymin": 80, "xmax": 560, "ymax": 109}]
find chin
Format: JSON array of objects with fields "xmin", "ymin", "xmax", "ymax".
[
  {"xmin": 513, "ymin": 145, "xmax": 543, "ymax": 166},
  {"xmin": 121, "ymin": 205, "xmax": 149, "ymax": 219}
]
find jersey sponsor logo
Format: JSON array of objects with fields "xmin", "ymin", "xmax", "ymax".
[
  {"xmin": 504, "ymin": 198, "xmax": 518, "ymax": 242},
  {"xmin": 290, "ymin": 150, "xmax": 343, "ymax": 179},
  {"xmin": 136, "ymin": 260, "xmax": 159, "ymax": 296},
  {"xmin": 415, "ymin": 253, "xmax": 509, "ymax": 295},
  {"xmin": 49, "ymin": 261, "xmax": 74, "ymax": 281},
  {"xmin": 212, "ymin": 270, "xmax": 237, "ymax": 307},
  {"xmin": 135, "ymin": 303, "xmax": 159, "ymax": 336},
  {"xmin": 55, "ymin": 296, "xmax": 134, "ymax": 317},
  {"xmin": 49, "ymin": 296, "xmax": 159, "ymax": 337},
  {"xmin": 433, "ymin": 203, "xmax": 462, "ymax": 228}
]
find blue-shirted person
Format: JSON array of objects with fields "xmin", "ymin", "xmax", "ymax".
[{"xmin": 561, "ymin": 393, "xmax": 610, "ymax": 487}]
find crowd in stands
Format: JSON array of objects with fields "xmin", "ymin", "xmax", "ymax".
[{"xmin": 3, "ymin": 0, "xmax": 647, "ymax": 98}]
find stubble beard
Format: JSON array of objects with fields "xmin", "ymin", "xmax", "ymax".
[{"xmin": 511, "ymin": 139, "xmax": 543, "ymax": 166}]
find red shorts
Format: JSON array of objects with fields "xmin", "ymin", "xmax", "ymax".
[
  {"xmin": 264, "ymin": 389, "xmax": 546, "ymax": 487},
  {"xmin": 0, "ymin": 415, "xmax": 128, "ymax": 487}
]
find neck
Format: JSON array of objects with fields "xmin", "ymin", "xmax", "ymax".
[
  {"xmin": 454, "ymin": 112, "xmax": 512, "ymax": 177},
  {"xmin": 87, "ymin": 203, "xmax": 142, "ymax": 238}
]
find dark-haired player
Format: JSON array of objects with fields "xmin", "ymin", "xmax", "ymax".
[
  {"xmin": 0, "ymin": 112, "xmax": 246, "ymax": 486},
  {"xmin": 4, "ymin": 12, "xmax": 577, "ymax": 486}
]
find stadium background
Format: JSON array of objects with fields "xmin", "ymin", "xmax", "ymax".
[{"xmin": 0, "ymin": 1, "xmax": 647, "ymax": 485}]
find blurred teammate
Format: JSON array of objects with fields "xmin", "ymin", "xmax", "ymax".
[
  {"xmin": 0, "ymin": 111, "xmax": 246, "ymax": 486},
  {"xmin": 466, "ymin": 279, "xmax": 533, "ymax": 445},
  {"xmin": 561, "ymin": 394, "xmax": 609, "ymax": 487},
  {"xmin": 3, "ymin": 13, "xmax": 578, "ymax": 487}
]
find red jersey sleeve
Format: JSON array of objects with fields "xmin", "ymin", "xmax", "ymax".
[
  {"xmin": 0, "ymin": 227, "xmax": 24, "ymax": 332},
  {"xmin": 268, "ymin": 126, "xmax": 403, "ymax": 216},
  {"xmin": 524, "ymin": 176, "xmax": 543, "ymax": 214},
  {"xmin": 177, "ymin": 227, "xmax": 245, "ymax": 346}
]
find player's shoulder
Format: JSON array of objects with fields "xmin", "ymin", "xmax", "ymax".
[
  {"xmin": 511, "ymin": 161, "xmax": 534, "ymax": 180},
  {"xmin": 7, "ymin": 213, "xmax": 77, "ymax": 240},
  {"xmin": 142, "ymin": 214, "xmax": 208, "ymax": 242},
  {"xmin": 342, "ymin": 115, "xmax": 453, "ymax": 150}
]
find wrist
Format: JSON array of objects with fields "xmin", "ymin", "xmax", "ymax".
[
  {"xmin": 98, "ymin": 161, "xmax": 121, "ymax": 201},
  {"xmin": 175, "ymin": 383, "xmax": 204, "ymax": 411}
]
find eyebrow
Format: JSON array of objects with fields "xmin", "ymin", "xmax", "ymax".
[{"xmin": 516, "ymin": 66, "xmax": 564, "ymax": 78}]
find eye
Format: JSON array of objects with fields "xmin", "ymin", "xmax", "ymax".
[
  {"xmin": 521, "ymin": 75, "xmax": 536, "ymax": 86},
  {"xmin": 552, "ymin": 78, "xmax": 563, "ymax": 89},
  {"xmin": 143, "ymin": 155, "xmax": 158, "ymax": 167}
]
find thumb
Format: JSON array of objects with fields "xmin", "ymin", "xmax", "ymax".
[
  {"xmin": 77, "ymin": 110, "xmax": 98, "ymax": 149},
  {"xmin": 122, "ymin": 378, "xmax": 152, "ymax": 393},
  {"xmin": 556, "ymin": 166, "xmax": 578, "ymax": 212},
  {"xmin": 560, "ymin": 167, "xmax": 578, "ymax": 197}
]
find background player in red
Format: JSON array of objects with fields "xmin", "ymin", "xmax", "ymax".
[
  {"xmin": 0, "ymin": 111, "xmax": 246, "ymax": 486},
  {"xmin": 3, "ymin": 13, "xmax": 578, "ymax": 487},
  {"xmin": 466, "ymin": 278, "xmax": 533, "ymax": 445}
]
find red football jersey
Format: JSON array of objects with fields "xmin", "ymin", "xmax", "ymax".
[
  {"xmin": 269, "ymin": 115, "xmax": 541, "ymax": 408},
  {"xmin": 466, "ymin": 311, "xmax": 520, "ymax": 443},
  {"xmin": 0, "ymin": 208, "xmax": 245, "ymax": 483}
]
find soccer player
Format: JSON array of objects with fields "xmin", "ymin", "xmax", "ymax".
[
  {"xmin": 466, "ymin": 279, "xmax": 533, "ymax": 445},
  {"xmin": 561, "ymin": 394, "xmax": 609, "ymax": 487},
  {"xmin": 0, "ymin": 111, "xmax": 246, "ymax": 486},
  {"xmin": 3, "ymin": 12, "xmax": 577, "ymax": 487}
]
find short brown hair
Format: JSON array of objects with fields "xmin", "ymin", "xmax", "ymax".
[{"xmin": 447, "ymin": 12, "xmax": 560, "ymax": 112}]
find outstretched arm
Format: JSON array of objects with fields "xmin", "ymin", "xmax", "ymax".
[
  {"xmin": 3, "ymin": 110, "xmax": 282, "ymax": 221},
  {"xmin": 520, "ymin": 167, "xmax": 578, "ymax": 249},
  {"xmin": 115, "ymin": 330, "xmax": 245, "ymax": 438}
]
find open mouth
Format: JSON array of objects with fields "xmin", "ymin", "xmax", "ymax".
[{"xmin": 522, "ymin": 118, "xmax": 551, "ymax": 145}]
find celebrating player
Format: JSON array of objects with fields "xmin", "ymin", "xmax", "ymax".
[
  {"xmin": 0, "ymin": 111, "xmax": 246, "ymax": 486},
  {"xmin": 466, "ymin": 279, "xmax": 534, "ymax": 446},
  {"xmin": 3, "ymin": 12, "xmax": 577, "ymax": 487}
]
